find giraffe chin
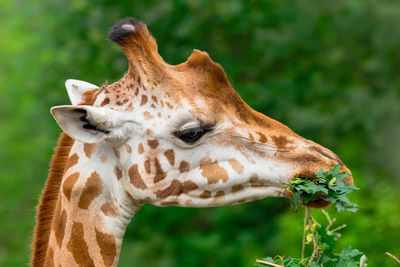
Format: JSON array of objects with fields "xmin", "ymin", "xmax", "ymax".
[
  {"xmin": 302, "ymin": 198, "xmax": 332, "ymax": 209},
  {"xmin": 284, "ymin": 189, "xmax": 332, "ymax": 209}
]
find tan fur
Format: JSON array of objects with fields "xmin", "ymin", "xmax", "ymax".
[
  {"xmin": 31, "ymin": 132, "xmax": 74, "ymax": 267},
  {"xmin": 178, "ymin": 161, "xmax": 190, "ymax": 173},
  {"xmin": 199, "ymin": 157, "xmax": 229, "ymax": 184},
  {"xmin": 128, "ymin": 164, "xmax": 147, "ymax": 189},
  {"xmin": 163, "ymin": 149, "xmax": 175, "ymax": 166},
  {"xmin": 31, "ymin": 88, "xmax": 98, "ymax": 266},
  {"xmin": 32, "ymin": 19, "xmax": 354, "ymax": 266},
  {"xmin": 77, "ymin": 172, "xmax": 103, "ymax": 209},
  {"xmin": 83, "ymin": 143, "xmax": 96, "ymax": 158}
]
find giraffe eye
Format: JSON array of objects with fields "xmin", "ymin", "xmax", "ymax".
[{"xmin": 174, "ymin": 127, "xmax": 207, "ymax": 144}]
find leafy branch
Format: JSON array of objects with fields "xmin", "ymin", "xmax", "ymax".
[
  {"xmin": 255, "ymin": 165, "xmax": 367, "ymax": 267},
  {"xmin": 285, "ymin": 164, "xmax": 359, "ymax": 213}
]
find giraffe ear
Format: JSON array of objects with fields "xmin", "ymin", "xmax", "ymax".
[
  {"xmin": 50, "ymin": 105, "xmax": 124, "ymax": 143},
  {"xmin": 65, "ymin": 79, "xmax": 99, "ymax": 105}
]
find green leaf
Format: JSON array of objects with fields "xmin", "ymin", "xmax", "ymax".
[
  {"xmin": 283, "ymin": 257, "xmax": 302, "ymax": 267},
  {"xmin": 336, "ymin": 246, "xmax": 364, "ymax": 267},
  {"xmin": 286, "ymin": 164, "xmax": 358, "ymax": 214},
  {"xmin": 337, "ymin": 194, "xmax": 350, "ymax": 204}
]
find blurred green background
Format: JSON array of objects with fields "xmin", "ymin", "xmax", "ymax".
[{"xmin": 1, "ymin": 0, "xmax": 399, "ymax": 266}]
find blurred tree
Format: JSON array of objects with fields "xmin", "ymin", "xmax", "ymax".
[{"xmin": 0, "ymin": 0, "xmax": 399, "ymax": 266}]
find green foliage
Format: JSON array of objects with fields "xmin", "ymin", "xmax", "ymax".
[
  {"xmin": 255, "ymin": 246, "xmax": 365, "ymax": 267},
  {"xmin": 1, "ymin": 0, "xmax": 400, "ymax": 266},
  {"xmin": 256, "ymin": 167, "xmax": 365, "ymax": 266},
  {"xmin": 255, "ymin": 210, "xmax": 367, "ymax": 266},
  {"xmin": 286, "ymin": 165, "xmax": 359, "ymax": 213}
]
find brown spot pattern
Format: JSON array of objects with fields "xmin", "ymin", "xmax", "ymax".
[
  {"xmin": 126, "ymin": 103, "xmax": 133, "ymax": 111},
  {"xmin": 78, "ymin": 172, "xmax": 103, "ymax": 210},
  {"xmin": 200, "ymin": 191, "xmax": 211, "ymax": 198},
  {"xmin": 128, "ymin": 164, "xmax": 147, "ymax": 189},
  {"xmin": 182, "ymin": 180, "xmax": 199, "ymax": 193},
  {"xmin": 114, "ymin": 166, "xmax": 123, "ymax": 180},
  {"xmin": 64, "ymin": 153, "xmax": 79, "ymax": 173},
  {"xmin": 153, "ymin": 157, "xmax": 166, "ymax": 183},
  {"xmin": 232, "ymin": 184, "xmax": 244, "ymax": 192},
  {"xmin": 166, "ymin": 102, "xmax": 173, "ymax": 109},
  {"xmin": 83, "ymin": 143, "xmax": 96, "ymax": 158},
  {"xmin": 101, "ymin": 202, "xmax": 119, "ymax": 217},
  {"xmin": 67, "ymin": 222, "xmax": 95, "ymax": 267},
  {"xmin": 228, "ymin": 158, "xmax": 244, "ymax": 174},
  {"xmin": 248, "ymin": 132, "xmax": 254, "ymax": 141},
  {"xmin": 155, "ymin": 179, "xmax": 198, "ymax": 198},
  {"xmin": 215, "ymin": 191, "xmax": 225, "ymax": 197},
  {"xmin": 164, "ymin": 149, "xmax": 175, "ymax": 166},
  {"xmin": 200, "ymin": 158, "xmax": 229, "ymax": 184},
  {"xmin": 147, "ymin": 139, "xmax": 159, "ymax": 149},
  {"xmin": 125, "ymin": 144, "xmax": 132, "ymax": 153},
  {"xmin": 143, "ymin": 111, "xmax": 154, "ymax": 119},
  {"xmin": 179, "ymin": 161, "xmax": 190, "ymax": 173},
  {"xmin": 161, "ymin": 201, "xmax": 179, "ymax": 206},
  {"xmin": 272, "ymin": 135, "xmax": 292, "ymax": 150},
  {"xmin": 138, "ymin": 143, "xmax": 144, "ymax": 154},
  {"xmin": 53, "ymin": 203, "xmax": 67, "ymax": 248},
  {"xmin": 151, "ymin": 95, "xmax": 158, "ymax": 103},
  {"xmin": 95, "ymin": 229, "xmax": 117, "ymax": 267},
  {"xmin": 101, "ymin": 97, "xmax": 110, "ymax": 106},
  {"xmin": 257, "ymin": 132, "xmax": 267, "ymax": 143},
  {"xmin": 144, "ymin": 158, "xmax": 151, "ymax": 174},
  {"xmin": 63, "ymin": 172, "xmax": 79, "ymax": 200},
  {"xmin": 140, "ymin": 94, "xmax": 148, "ymax": 106}
]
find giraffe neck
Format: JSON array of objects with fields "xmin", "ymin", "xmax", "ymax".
[{"xmin": 44, "ymin": 141, "xmax": 141, "ymax": 267}]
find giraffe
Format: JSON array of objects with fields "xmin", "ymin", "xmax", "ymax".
[{"xmin": 32, "ymin": 18, "xmax": 353, "ymax": 267}]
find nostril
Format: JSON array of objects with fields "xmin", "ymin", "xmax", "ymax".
[{"xmin": 310, "ymin": 146, "xmax": 343, "ymax": 164}]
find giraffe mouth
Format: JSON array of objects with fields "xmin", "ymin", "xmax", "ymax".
[
  {"xmin": 285, "ymin": 165, "xmax": 353, "ymax": 209},
  {"xmin": 284, "ymin": 188, "xmax": 332, "ymax": 209}
]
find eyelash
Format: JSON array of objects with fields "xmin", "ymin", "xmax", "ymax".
[{"xmin": 174, "ymin": 125, "xmax": 212, "ymax": 144}]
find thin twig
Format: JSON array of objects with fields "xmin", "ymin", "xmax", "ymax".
[
  {"xmin": 321, "ymin": 209, "xmax": 332, "ymax": 223},
  {"xmin": 256, "ymin": 259, "xmax": 284, "ymax": 267},
  {"xmin": 326, "ymin": 218, "xmax": 337, "ymax": 232},
  {"xmin": 278, "ymin": 255, "xmax": 284, "ymax": 266},
  {"xmin": 301, "ymin": 210, "xmax": 307, "ymax": 261},
  {"xmin": 330, "ymin": 224, "xmax": 347, "ymax": 233},
  {"xmin": 307, "ymin": 207, "xmax": 319, "ymax": 265},
  {"xmin": 386, "ymin": 252, "xmax": 400, "ymax": 264}
]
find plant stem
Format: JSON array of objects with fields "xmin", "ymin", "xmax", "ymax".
[
  {"xmin": 306, "ymin": 207, "xmax": 319, "ymax": 265},
  {"xmin": 256, "ymin": 259, "xmax": 284, "ymax": 267},
  {"xmin": 330, "ymin": 224, "xmax": 347, "ymax": 233},
  {"xmin": 301, "ymin": 209, "xmax": 307, "ymax": 261},
  {"xmin": 321, "ymin": 209, "xmax": 332, "ymax": 223},
  {"xmin": 326, "ymin": 218, "xmax": 336, "ymax": 232},
  {"xmin": 385, "ymin": 252, "xmax": 400, "ymax": 264}
]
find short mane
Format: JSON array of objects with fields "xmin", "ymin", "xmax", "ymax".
[{"xmin": 31, "ymin": 89, "xmax": 98, "ymax": 266}]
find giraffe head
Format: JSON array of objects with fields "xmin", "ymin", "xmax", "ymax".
[{"xmin": 51, "ymin": 18, "xmax": 352, "ymax": 209}]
